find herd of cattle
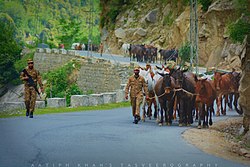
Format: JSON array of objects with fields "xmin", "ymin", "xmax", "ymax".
[
  {"xmin": 122, "ymin": 43, "xmax": 178, "ymax": 64},
  {"xmin": 71, "ymin": 43, "xmax": 178, "ymax": 64},
  {"xmin": 71, "ymin": 43, "xmax": 99, "ymax": 52},
  {"xmin": 139, "ymin": 65, "xmax": 242, "ymax": 128}
]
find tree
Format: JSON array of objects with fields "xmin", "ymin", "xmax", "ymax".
[
  {"xmin": 228, "ymin": 0, "xmax": 250, "ymax": 43},
  {"xmin": 55, "ymin": 19, "xmax": 86, "ymax": 49},
  {"xmin": 0, "ymin": 13, "xmax": 21, "ymax": 86},
  {"xmin": 178, "ymin": 42, "xmax": 192, "ymax": 68}
]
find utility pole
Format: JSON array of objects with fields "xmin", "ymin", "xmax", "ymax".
[
  {"xmin": 86, "ymin": 0, "xmax": 94, "ymax": 57},
  {"xmin": 189, "ymin": 0, "xmax": 199, "ymax": 74}
]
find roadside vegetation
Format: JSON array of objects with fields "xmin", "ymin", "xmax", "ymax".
[
  {"xmin": 42, "ymin": 59, "xmax": 83, "ymax": 106},
  {"xmin": 228, "ymin": 0, "xmax": 249, "ymax": 43}
]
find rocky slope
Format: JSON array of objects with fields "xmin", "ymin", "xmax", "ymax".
[{"xmin": 100, "ymin": 0, "xmax": 245, "ymax": 70}]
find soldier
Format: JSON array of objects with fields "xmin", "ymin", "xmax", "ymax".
[
  {"xmin": 99, "ymin": 42, "xmax": 104, "ymax": 57},
  {"xmin": 140, "ymin": 63, "xmax": 151, "ymax": 71},
  {"xmin": 125, "ymin": 67, "xmax": 149, "ymax": 124},
  {"xmin": 20, "ymin": 59, "xmax": 44, "ymax": 118},
  {"xmin": 145, "ymin": 63, "xmax": 151, "ymax": 71}
]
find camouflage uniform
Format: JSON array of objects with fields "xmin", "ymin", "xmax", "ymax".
[
  {"xmin": 20, "ymin": 60, "xmax": 43, "ymax": 117},
  {"xmin": 125, "ymin": 71, "xmax": 148, "ymax": 122},
  {"xmin": 99, "ymin": 43, "xmax": 104, "ymax": 57}
]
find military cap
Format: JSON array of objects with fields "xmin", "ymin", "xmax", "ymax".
[
  {"xmin": 27, "ymin": 59, "xmax": 33, "ymax": 63},
  {"xmin": 134, "ymin": 66, "xmax": 140, "ymax": 71}
]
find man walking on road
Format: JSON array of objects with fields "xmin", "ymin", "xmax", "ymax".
[
  {"xmin": 20, "ymin": 59, "xmax": 44, "ymax": 118},
  {"xmin": 99, "ymin": 42, "xmax": 104, "ymax": 57},
  {"xmin": 125, "ymin": 67, "xmax": 149, "ymax": 124}
]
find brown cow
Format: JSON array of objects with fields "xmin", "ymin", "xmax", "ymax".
[
  {"xmin": 228, "ymin": 70, "xmax": 242, "ymax": 114},
  {"xmin": 214, "ymin": 71, "xmax": 235, "ymax": 116},
  {"xmin": 195, "ymin": 77, "xmax": 216, "ymax": 128}
]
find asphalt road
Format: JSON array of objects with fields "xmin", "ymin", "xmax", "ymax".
[
  {"xmin": 77, "ymin": 51, "xmax": 207, "ymax": 74},
  {"xmin": 77, "ymin": 50, "xmax": 161, "ymax": 67},
  {"xmin": 0, "ymin": 107, "xmax": 248, "ymax": 167}
]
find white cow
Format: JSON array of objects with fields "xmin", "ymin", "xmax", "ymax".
[
  {"xmin": 139, "ymin": 68, "xmax": 162, "ymax": 122},
  {"xmin": 121, "ymin": 43, "xmax": 131, "ymax": 56}
]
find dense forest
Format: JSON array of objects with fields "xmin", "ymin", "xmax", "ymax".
[{"xmin": 0, "ymin": 0, "xmax": 101, "ymax": 48}]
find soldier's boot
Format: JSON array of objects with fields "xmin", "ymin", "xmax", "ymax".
[
  {"xmin": 133, "ymin": 116, "xmax": 138, "ymax": 124},
  {"xmin": 25, "ymin": 101, "xmax": 30, "ymax": 117},
  {"xmin": 137, "ymin": 115, "xmax": 141, "ymax": 122},
  {"xmin": 26, "ymin": 109, "xmax": 30, "ymax": 117},
  {"xmin": 29, "ymin": 112, "xmax": 33, "ymax": 118}
]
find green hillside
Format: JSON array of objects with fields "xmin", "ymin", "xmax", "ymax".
[{"xmin": 0, "ymin": 0, "xmax": 101, "ymax": 49}]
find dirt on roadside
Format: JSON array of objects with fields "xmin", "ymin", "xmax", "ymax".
[{"xmin": 182, "ymin": 116, "xmax": 250, "ymax": 166}]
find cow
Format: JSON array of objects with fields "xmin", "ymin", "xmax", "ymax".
[
  {"xmin": 159, "ymin": 49, "xmax": 178, "ymax": 64},
  {"xmin": 121, "ymin": 43, "xmax": 131, "ymax": 56},
  {"xmin": 129, "ymin": 44, "xmax": 145, "ymax": 62},
  {"xmin": 214, "ymin": 71, "xmax": 235, "ymax": 116},
  {"xmin": 154, "ymin": 71, "xmax": 177, "ymax": 126},
  {"xmin": 195, "ymin": 77, "xmax": 217, "ymax": 128}
]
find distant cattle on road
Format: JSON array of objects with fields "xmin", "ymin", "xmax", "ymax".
[
  {"xmin": 71, "ymin": 43, "xmax": 85, "ymax": 50},
  {"xmin": 121, "ymin": 43, "xmax": 131, "ymax": 56}
]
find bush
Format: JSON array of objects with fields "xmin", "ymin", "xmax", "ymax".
[
  {"xmin": 43, "ymin": 60, "xmax": 82, "ymax": 106},
  {"xmin": 228, "ymin": 18, "xmax": 250, "ymax": 43},
  {"xmin": 198, "ymin": 0, "xmax": 212, "ymax": 12},
  {"xmin": 65, "ymin": 84, "xmax": 82, "ymax": 106},
  {"xmin": 163, "ymin": 11, "xmax": 174, "ymax": 26},
  {"xmin": 178, "ymin": 42, "xmax": 191, "ymax": 67},
  {"xmin": 107, "ymin": 8, "xmax": 120, "ymax": 24}
]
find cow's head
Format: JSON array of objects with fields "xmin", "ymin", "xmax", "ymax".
[
  {"xmin": 171, "ymin": 67, "xmax": 188, "ymax": 88},
  {"xmin": 158, "ymin": 72, "xmax": 171, "ymax": 94},
  {"xmin": 214, "ymin": 71, "xmax": 223, "ymax": 91},
  {"xmin": 195, "ymin": 77, "xmax": 207, "ymax": 102}
]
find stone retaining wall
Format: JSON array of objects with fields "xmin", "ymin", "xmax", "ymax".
[
  {"xmin": 34, "ymin": 48, "xmax": 133, "ymax": 94},
  {"xmin": 34, "ymin": 48, "xmax": 77, "ymax": 73}
]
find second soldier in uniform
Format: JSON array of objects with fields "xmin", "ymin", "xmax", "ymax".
[{"xmin": 125, "ymin": 67, "xmax": 149, "ymax": 124}]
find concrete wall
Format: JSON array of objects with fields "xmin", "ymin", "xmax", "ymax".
[
  {"xmin": 0, "ymin": 101, "xmax": 45, "ymax": 112},
  {"xmin": 70, "ymin": 90, "xmax": 126, "ymax": 107}
]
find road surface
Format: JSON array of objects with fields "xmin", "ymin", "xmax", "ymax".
[
  {"xmin": 0, "ymin": 107, "xmax": 248, "ymax": 167},
  {"xmin": 77, "ymin": 51, "xmax": 207, "ymax": 74}
]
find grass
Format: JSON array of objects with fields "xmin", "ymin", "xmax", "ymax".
[{"xmin": 0, "ymin": 102, "xmax": 131, "ymax": 118}]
